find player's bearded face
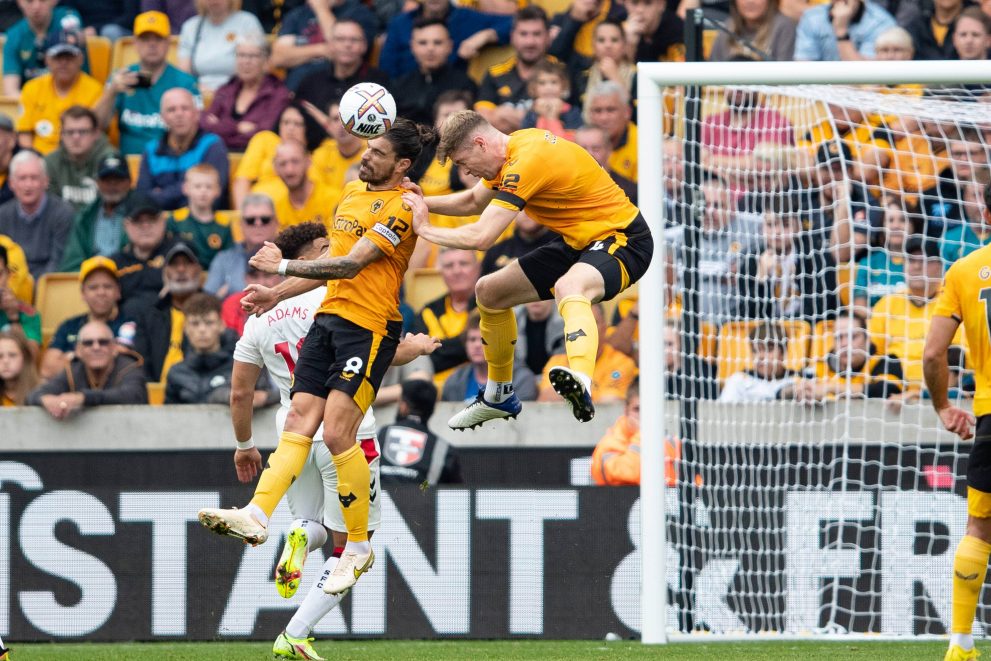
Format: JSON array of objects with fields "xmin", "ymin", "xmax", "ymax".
[{"xmin": 358, "ymin": 138, "xmax": 401, "ymax": 185}]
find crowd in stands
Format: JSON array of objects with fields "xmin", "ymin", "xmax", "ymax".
[{"xmin": 0, "ymin": 0, "xmax": 988, "ymax": 488}]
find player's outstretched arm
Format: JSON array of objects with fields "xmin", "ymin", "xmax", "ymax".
[
  {"xmin": 230, "ymin": 360, "xmax": 264, "ymax": 483},
  {"xmin": 403, "ymin": 192, "xmax": 515, "ymax": 250},
  {"xmin": 404, "ymin": 178, "xmax": 496, "ymax": 216},
  {"xmin": 251, "ymin": 239, "xmax": 384, "ymax": 281},
  {"xmin": 924, "ymin": 314, "xmax": 975, "ymax": 440},
  {"xmin": 393, "ymin": 332, "xmax": 442, "ymax": 366}
]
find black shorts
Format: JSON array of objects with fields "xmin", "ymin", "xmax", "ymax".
[
  {"xmin": 517, "ymin": 213, "xmax": 653, "ymax": 301},
  {"xmin": 290, "ymin": 314, "xmax": 400, "ymax": 413},
  {"xmin": 968, "ymin": 415, "xmax": 991, "ymax": 493}
]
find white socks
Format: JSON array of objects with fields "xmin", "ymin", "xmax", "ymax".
[
  {"xmin": 951, "ymin": 633, "xmax": 974, "ymax": 650},
  {"xmin": 289, "ymin": 519, "xmax": 328, "ymax": 552},
  {"xmin": 285, "ymin": 551, "xmax": 345, "ymax": 639},
  {"xmin": 244, "ymin": 503, "xmax": 268, "ymax": 527},
  {"xmin": 484, "ymin": 380, "xmax": 514, "ymax": 404},
  {"xmin": 343, "ymin": 539, "xmax": 370, "ymax": 556}
]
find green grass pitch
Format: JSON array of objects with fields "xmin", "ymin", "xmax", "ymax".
[{"xmin": 9, "ymin": 640, "xmax": 955, "ymax": 660}]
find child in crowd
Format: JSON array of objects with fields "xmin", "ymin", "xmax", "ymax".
[
  {"xmin": 521, "ymin": 60, "xmax": 582, "ymax": 139},
  {"xmin": 0, "ymin": 329, "xmax": 39, "ymax": 406},
  {"xmin": 167, "ymin": 164, "xmax": 233, "ymax": 269}
]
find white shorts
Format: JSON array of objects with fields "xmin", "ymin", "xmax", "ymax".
[{"xmin": 277, "ymin": 407, "xmax": 381, "ymax": 533}]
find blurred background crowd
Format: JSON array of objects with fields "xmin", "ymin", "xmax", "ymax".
[{"xmin": 0, "ymin": 0, "xmax": 989, "ymax": 486}]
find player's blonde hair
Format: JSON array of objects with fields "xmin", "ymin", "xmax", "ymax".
[{"xmin": 437, "ymin": 110, "xmax": 490, "ymax": 164}]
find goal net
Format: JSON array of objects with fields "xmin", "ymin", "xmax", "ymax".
[{"xmin": 635, "ymin": 61, "xmax": 991, "ymax": 641}]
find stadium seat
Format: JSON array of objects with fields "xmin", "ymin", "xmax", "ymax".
[
  {"xmin": 703, "ymin": 29, "xmax": 718, "ymax": 60},
  {"xmin": 809, "ymin": 319, "xmax": 834, "ymax": 364},
  {"xmin": 405, "ymin": 268, "xmax": 447, "ymax": 312},
  {"xmin": 35, "ymin": 272, "xmax": 88, "ymax": 346},
  {"xmin": 111, "ymin": 35, "xmax": 179, "ymax": 72},
  {"xmin": 223, "ymin": 210, "xmax": 242, "ymax": 244},
  {"xmin": 146, "ymin": 382, "xmax": 165, "ymax": 406},
  {"xmin": 0, "ymin": 96, "xmax": 19, "ymax": 122},
  {"xmin": 228, "ymin": 152, "xmax": 242, "ymax": 195},
  {"xmin": 126, "ymin": 154, "xmax": 141, "ymax": 184},
  {"xmin": 86, "ymin": 36, "xmax": 113, "ymax": 84},
  {"xmin": 533, "ymin": 0, "xmax": 571, "ymax": 15},
  {"xmin": 467, "ymin": 45, "xmax": 515, "ymax": 85},
  {"xmin": 716, "ymin": 320, "xmax": 810, "ymax": 382}
]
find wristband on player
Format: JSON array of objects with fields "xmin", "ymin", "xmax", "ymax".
[
  {"xmin": 236, "ymin": 438, "xmax": 255, "ymax": 451},
  {"xmin": 278, "ymin": 259, "xmax": 290, "ymax": 276}
]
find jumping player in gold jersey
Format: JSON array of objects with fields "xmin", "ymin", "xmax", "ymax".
[
  {"xmin": 198, "ymin": 118, "xmax": 437, "ymax": 597},
  {"xmin": 402, "ymin": 110, "xmax": 653, "ymax": 429}
]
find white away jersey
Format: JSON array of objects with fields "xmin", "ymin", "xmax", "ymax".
[{"xmin": 234, "ymin": 288, "xmax": 376, "ymax": 437}]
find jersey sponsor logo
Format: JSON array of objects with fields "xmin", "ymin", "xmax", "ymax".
[
  {"xmin": 333, "ymin": 217, "xmax": 365, "ymax": 237},
  {"xmin": 120, "ymin": 108, "xmax": 166, "ymax": 130},
  {"xmin": 589, "ymin": 241, "xmax": 605, "ymax": 251},
  {"xmin": 383, "ymin": 427, "xmax": 427, "ymax": 466},
  {"xmin": 981, "ymin": 266, "xmax": 990, "ymax": 280}
]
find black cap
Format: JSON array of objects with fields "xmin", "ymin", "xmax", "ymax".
[
  {"xmin": 164, "ymin": 241, "xmax": 197, "ymax": 265},
  {"xmin": 815, "ymin": 140, "xmax": 853, "ymax": 168},
  {"xmin": 44, "ymin": 29, "xmax": 85, "ymax": 57},
  {"xmin": 905, "ymin": 235, "xmax": 942, "ymax": 259},
  {"xmin": 125, "ymin": 192, "xmax": 161, "ymax": 219},
  {"xmin": 97, "ymin": 154, "xmax": 129, "ymax": 179}
]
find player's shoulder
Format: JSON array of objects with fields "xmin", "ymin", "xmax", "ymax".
[{"xmin": 946, "ymin": 244, "xmax": 991, "ymax": 284}]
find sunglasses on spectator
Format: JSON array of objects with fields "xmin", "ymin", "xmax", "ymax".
[
  {"xmin": 244, "ymin": 215, "xmax": 274, "ymax": 226},
  {"xmin": 80, "ymin": 338, "xmax": 113, "ymax": 347}
]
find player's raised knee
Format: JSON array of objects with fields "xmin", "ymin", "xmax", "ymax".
[{"xmin": 475, "ymin": 273, "xmax": 508, "ymax": 310}]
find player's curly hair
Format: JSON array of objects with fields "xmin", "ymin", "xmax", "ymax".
[
  {"xmin": 437, "ymin": 110, "xmax": 490, "ymax": 164},
  {"xmin": 275, "ymin": 222, "xmax": 328, "ymax": 260}
]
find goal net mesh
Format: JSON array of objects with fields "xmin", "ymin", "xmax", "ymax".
[{"xmin": 654, "ymin": 82, "xmax": 990, "ymax": 637}]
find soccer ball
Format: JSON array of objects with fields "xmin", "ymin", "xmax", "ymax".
[{"xmin": 339, "ymin": 82, "xmax": 397, "ymax": 139}]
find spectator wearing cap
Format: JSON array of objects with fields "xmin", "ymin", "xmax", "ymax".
[
  {"xmin": 15, "ymin": 28, "xmax": 102, "ymax": 156},
  {"xmin": 794, "ymin": 0, "xmax": 896, "ymax": 62},
  {"xmin": 140, "ymin": 0, "xmax": 196, "ymax": 34},
  {"xmin": 94, "ymin": 11, "xmax": 201, "ymax": 156},
  {"xmin": 59, "ymin": 154, "xmax": 136, "ymax": 271},
  {"xmin": 136, "ymin": 88, "xmax": 229, "ymax": 211},
  {"xmin": 803, "ymin": 140, "xmax": 882, "ymax": 257},
  {"xmin": 869, "ymin": 235, "xmax": 962, "ymax": 392},
  {"xmin": 204, "ymin": 193, "xmax": 278, "ymax": 299},
  {"xmin": 60, "ymin": 0, "xmax": 137, "ymax": 42},
  {"xmin": 40, "ymin": 256, "xmax": 131, "ymax": 379},
  {"xmin": 379, "ymin": 0, "xmax": 513, "ymax": 80},
  {"xmin": 0, "ymin": 114, "xmax": 20, "ymax": 206},
  {"xmin": 270, "ymin": 0, "xmax": 378, "ymax": 92},
  {"xmin": 45, "ymin": 106, "xmax": 116, "ymax": 212},
  {"xmin": 0, "ymin": 243, "xmax": 41, "ymax": 348},
  {"xmin": 111, "ymin": 194, "xmax": 179, "ymax": 305},
  {"xmin": 2, "ymin": 1, "xmax": 82, "ymax": 96},
  {"xmin": 122, "ymin": 241, "xmax": 204, "ymax": 382},
  {"xmin": 378, "ymin": 378, "xmax": 463, "ymax": 486},
  {"xmin": 28, "ymin": 319, "xmax": 148, "ymax": 417},
  {"xmin": 0, "ymin": 151, "xmax": 75, "ymax": 278}
]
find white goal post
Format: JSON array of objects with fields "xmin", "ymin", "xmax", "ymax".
[{"xmin": 636, "ymin": 60, "xmax": 991, "ymax": 645}]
